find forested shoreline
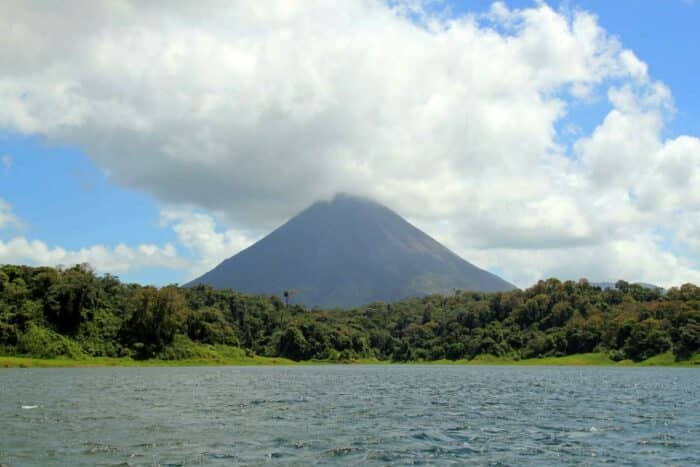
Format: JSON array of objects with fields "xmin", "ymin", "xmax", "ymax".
[{"xmin": 1, "ymin": 264, "xmax": 699, "ymax": 364}]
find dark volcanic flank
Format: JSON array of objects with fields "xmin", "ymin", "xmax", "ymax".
[{"xmin": 188, "ymin": 194, "xmax": 515, "ymax": 308}]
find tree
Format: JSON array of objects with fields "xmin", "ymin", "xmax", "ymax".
[
  {"xmin": 671, "ymin": 311, "xmax": 700, "ymax": 360},
  {"xmin": 187, "ymin": 306, "xmax": 238, "ymax": 345},
  {"xmin": 45, "ymin": 264, "xmax": 101, "ymax": 334},
  {"xmin": 276, "ymin": 326, "xmax": 308, "ymax": 360},
  {"xmin": 623, "ymin": 319, "xmax": 671, "ymax": 361},
  {"xmin": 124, "ymin": 286, "xmax": 187, "ymax": 358}
]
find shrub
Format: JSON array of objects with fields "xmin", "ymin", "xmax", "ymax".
[
  {"xmin": 17, "ymin": 324, "xmax": 84, "ymax": 359},
  {"xmin": 157, "ymin": 334, "xmax": 212, "ymax": 360}
]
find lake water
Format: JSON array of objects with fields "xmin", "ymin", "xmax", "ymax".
[{"xmin": 1, "ymin": 365, "xmax": 698, "ymax": 466}]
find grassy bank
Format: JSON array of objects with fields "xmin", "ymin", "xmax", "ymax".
[
  {"xmin": 0, "ymin": 354, "xmax": 297, "ymax": 368},
  {"xmin": 2, "ymin": 351, "xmax": 698, "ymax": 368},
  {"xmin": 425, "ymin": 352, "xmax": 700, "ymax": 367}
]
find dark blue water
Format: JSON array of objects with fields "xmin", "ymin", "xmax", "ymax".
[{"xmin": 1, "ymin": 365, "xmax": 698, "ymax": 466}]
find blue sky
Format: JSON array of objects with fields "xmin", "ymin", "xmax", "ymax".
[
  {"xmin": 0, "ymin": 133, "xmax": 186, "ymax": 284},
  {"xmin": 1, "ymin": 1, "xmax": 699, "ymax": 287}
]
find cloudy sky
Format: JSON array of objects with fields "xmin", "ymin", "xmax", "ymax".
[{"xmin": 1, "ymin": 0, "xmax": 699, "ymax": 288}]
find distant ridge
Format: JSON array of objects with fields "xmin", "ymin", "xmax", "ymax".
[
  {"xmin": 591, "ymin": 282, "xmax": 664, "ymax": 292},
  {"xmin": 188, "ymin": 194, "xmax": 516, "ymax": 308}
]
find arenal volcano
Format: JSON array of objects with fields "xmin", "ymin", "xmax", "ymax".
[{"xmin": 188, "ymin": 194, "xmax": 516, "ymax": 308}]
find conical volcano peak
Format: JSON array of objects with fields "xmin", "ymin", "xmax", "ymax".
[
  {"xmin": 304, "ymin": 192, "xmax": 392, "ymax": 215},
  {"xmin": 189, "ymin": 196, "xmax": 515, "ymax": 307},
  {"xmin": 292, "ymin": 193, "xmax": 402, "ymax": 229},
  {"xmin": 318, "ymin": 192, "xmax": 378, "ymax": 205}
]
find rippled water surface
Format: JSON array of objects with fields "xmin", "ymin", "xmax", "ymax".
[{"xmin": 1, "ymin": 365, "xmax": 698, "ymax": 466}]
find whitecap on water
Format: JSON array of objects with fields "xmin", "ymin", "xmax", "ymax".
[{"xmin": 21, "ymin": 405, "xmax": 39, "ymax": 409}]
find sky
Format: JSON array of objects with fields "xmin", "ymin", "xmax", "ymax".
[{"xmin": 1, "ymin": 0, "xmax": 699, "ymax": 288}]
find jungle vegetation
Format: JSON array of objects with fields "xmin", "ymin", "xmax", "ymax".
[{"xmin": 1, "ymin": 264, "xmax": 698, "ymax": 363}]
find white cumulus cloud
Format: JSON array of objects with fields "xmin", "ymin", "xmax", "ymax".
[
  {"xmin": 160, "ymin": 208, "xmax": 257, "ymax": 277},
  {"xmin": 0, "ymin": 1, "xmax": 698, "ymax": 287},
  {"xmin": 0, "ymin": 197, "xmax": 186, "ymax": 274},
  {"xmin": 0, "ymin": 237, "xmax": 186, "ymax": 274}
]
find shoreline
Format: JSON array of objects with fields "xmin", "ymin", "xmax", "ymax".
[{"xmin": 2, "ymin": 352, "xmax": 698, "ymax": 368}]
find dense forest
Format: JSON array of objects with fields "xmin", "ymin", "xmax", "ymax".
[{"xmin": 1, "ymin": 264, "xmax": 699, "ymax": 363}]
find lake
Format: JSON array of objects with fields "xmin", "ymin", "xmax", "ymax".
[{"xmin": 1, "ymin": 365, "xmax": 698, "ymax": 466}]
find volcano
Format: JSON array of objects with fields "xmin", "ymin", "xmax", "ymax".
[{"xmin": 188, "ymin": 194, "xmax": 516, "ymax": 307}]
